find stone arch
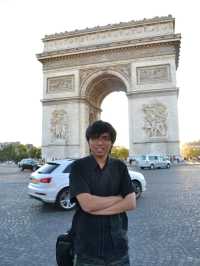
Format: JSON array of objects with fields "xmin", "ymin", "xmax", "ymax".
[
  {"xmin": 37, "ymin": 15, "xmax": 181, "ymax": 160},
  {"xmin": 81, "ymin": 69, "xmax": 129, "ymax": 108}
]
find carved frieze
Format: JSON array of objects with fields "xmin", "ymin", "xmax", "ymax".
[
  {"xmin": 42, "ymin": 45, "xmax": 174, "ymax": 71},
  {"xmin": 47, "ymin": 75, "xmax": 74, "ymax": 93},
  {"xmin": 43, "ymin": 18, "xmax": 174, "ymax": 53},
  {"xmin": 80, "ymin": 64, "xmax": 131, "ymax": 89},
  {"xmin": 142, "ymin": 102, "xmax": 168, "ymax": 138},
  {"xmin": 44, "ymin": 15, "xmax": 173, "ymax": 39},
  {"xmin": 50, "ymin": 109, "xmax": 68, "ymax": 141},
  {"xmin": 137, "ymin": 64, "xmax": 171, "ymax": 84}
]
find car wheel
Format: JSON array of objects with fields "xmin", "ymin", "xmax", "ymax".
[
  {"xmin": 166, "ymin": 163, "xmax": 170, "ymax": 169},
  {"xmin": 132, "ymin": 180, "xmax": 142, "ymax": 199},
  {"xmin": 56, "ymin": 188, "xmax": 76, "ymax": 211},
  {"xmin": 150, "ymin": 164, "xmax": 155, "ymax": 170}
]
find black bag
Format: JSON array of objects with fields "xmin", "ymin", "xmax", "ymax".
[{"xmin": 56, "ymin": 230, "xmax": 74, "ymax": 266}]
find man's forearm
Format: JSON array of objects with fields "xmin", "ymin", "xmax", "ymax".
[
  {"xmin": 77, "ymin": 193, "xmax": 123, "ymax": 212},
  {"xmin": 89, "ymin": 193, "xmax": 136, "ymax": 215},
  {"xmin": 90, "ymin": 194, "xmax": 123, "ymax": 211}
]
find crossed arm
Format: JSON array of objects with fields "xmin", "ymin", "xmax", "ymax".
[{"xmin": 76, "ymin": 192, "xmax": 136, "ymax": 215}]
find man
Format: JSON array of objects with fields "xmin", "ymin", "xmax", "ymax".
[{"xmin": 70, "ymin": 120, "xmax": 136, "ymax": 266}]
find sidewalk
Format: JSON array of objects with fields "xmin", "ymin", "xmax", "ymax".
[{"xmin": 177, "ymin": 160, "xmax": 200, "ymax": 165}]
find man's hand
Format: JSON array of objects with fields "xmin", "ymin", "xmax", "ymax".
[
  {"xmin": 76, "ymin": 193, "xmax": 123, "ymax": 213},
  {"xmin": 89, "ymin": 193, "xmax": 136, "ymax": 215}
]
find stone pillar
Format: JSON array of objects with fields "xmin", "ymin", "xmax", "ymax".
[
  {"xmin": 79, "ymin": 101, "xmax": 90, "ymax": 157},
  {"xmin": 41, "ymin": 69, "xmax": 81, "ymax": 161},
  {"xmin": 128, "ymin": 56, "xmax": 180, "ymax": 157},
  {"xmin": 41, "ymin": 100, "xmax": 81, "ymax": 161}
]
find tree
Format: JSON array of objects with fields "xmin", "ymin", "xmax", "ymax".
[
  {"xmin": 0, "ymin": 143, "xmax": 41, "ymax": 162},
  {"xmin": 181, "ymin": 143, "xmax": 200, "ymax": 159},
  {"xmin": 29, "ymin": 146, "xmax": 41, "ymax": 159},
  {"xmin": 111, "ymin": 146, "xmax": 129, "ymax": 160}
]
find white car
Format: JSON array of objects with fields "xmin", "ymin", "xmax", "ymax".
[
  {"xmin": 28, "ymin": 159, "xmax": 146, "ymax": 211},
  {"xmin": 136, "ymin": 155, "xmax": 171, "ymax": 170}
]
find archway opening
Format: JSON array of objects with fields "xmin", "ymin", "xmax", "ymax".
[
  {"xmin": 101, "ymin": 91, "xmax": 129, "ymax": 149},
  {"xmin": 85, "ymin": 72, "xmax": 129, "ymax": 149}
]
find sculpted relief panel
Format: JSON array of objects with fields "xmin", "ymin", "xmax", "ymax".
[
  {"xmin": 142, "ymin": 102, "xmax": 168, "ymax": 138},
  {"xmin": 50, "ymin": 109, "xmax": 68, "ymax": 141},
  {"xmin": 47, "ymin": 75, "xmax": 74, "ymax": 93},
  {"xmin": 137, "ymin": 64, "xmax": 171, "ymax": 84},
  {"xmin": 80, "ymin": 64, "xmax": 131, "ymax": 89}
]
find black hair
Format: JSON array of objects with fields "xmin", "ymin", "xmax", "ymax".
[{"xmin": 86, "ymin": 120, "xmax": 117, "ymax": 144}]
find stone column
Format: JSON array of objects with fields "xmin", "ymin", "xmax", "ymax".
[
  {"xmin": 79, "ymin": 101, "xmax": 90, "ymax": 157},
  {"xmin": 128, "ymin": 56, "xmax": 180, "ymax": 157}
]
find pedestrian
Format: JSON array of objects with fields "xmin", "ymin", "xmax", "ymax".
[{"xmin": 69, "ymin": 120, "xmax": 136, "ymax": 266}]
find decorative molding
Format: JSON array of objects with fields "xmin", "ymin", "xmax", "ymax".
[
  {"xmin": 127, "ymin": 87, "xmax": 179, "ymax": 97},
  {"xmin": 142, "ymin": 102, "xmax": 168, "ymax": 138},
  {"xmin": 41, "ymin": 44, "xmax": 175, "ymax": 71},
  {"xmin": 41, "ymin": 97, "xmax": 101, "ymax": 112},
  {"xmin": 43, "ymin": 15, "xmax": 174, "ymax": 41},
  {"xmin": 38, "ymin": 34, "xmax": 180, "ymax": 60},
  {"xmin": 47, "ymin": 75, "xmax": 74, "ymax": 93},
  {"xmin": 79, "ymin": 64, "xmax": 131, "ymax": 89},
  {"xmin": 137, "ymin": 64, "xmax": 171, "ymax": 84},
  {"xmin": 133, "ymin": 140, "xmax": 180, "ymax": 144},
  {"xmin": 42, "ymin": 144, "xmax": 79, "ymax": 147},
  {"xmin": 42, "ymin": 22, "xmax": 174, "ymax": 54}
]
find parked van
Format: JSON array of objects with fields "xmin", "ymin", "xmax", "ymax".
[{"xmin": 136, "ymin": 155, "xmax": 171, "ymax": 169}]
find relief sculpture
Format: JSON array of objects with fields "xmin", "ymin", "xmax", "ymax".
[
  {"xmin": 137, "ymin": 64, "xmax": 170, "ymax": 84},
  {"xmin": 47, "ymin": 75, "xmax": 74, "ymax": 93},
  {"xmin": 50, "ymin": 109, "xmax": 68, "ymax": 140},
  {"xmin": 80, "ymin": 64, "xmax": 131, "ymax": 89},
  {"xmin": 142, "ymin": 102, "xmax": 168, "ymax": 138}
]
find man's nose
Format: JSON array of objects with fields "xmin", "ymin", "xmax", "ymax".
[{"xmin": 96, "ymin": 138, "xmax": 103, "ymax": 144}]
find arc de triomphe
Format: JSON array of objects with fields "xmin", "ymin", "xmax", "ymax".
[{"xmin": 37, "ymin": 15, "xmax": 181, "ymax": 161}]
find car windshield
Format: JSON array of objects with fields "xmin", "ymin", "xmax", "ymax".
[{"xmin": 37, "ymin": 162, "xmax": 59, "ymax": 174}]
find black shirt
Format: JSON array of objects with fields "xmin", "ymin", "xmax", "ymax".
[{"xmin": 69, "ymin": 155, "xmax": 136, "ymax": 258}]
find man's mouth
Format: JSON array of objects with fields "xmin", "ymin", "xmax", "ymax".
[{"xmin": 96, "ymin": 148, "xmax": 104, "ymax": 152}]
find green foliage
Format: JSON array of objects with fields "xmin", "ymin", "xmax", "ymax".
[
  {"xmin": 0, "ymin": 143, "xmax": 41, "ymax": 162},
  {"xmin": 111, "ymin": 146, "xmax": 129, "ymax": 160},
  {"xmin": 181, "ymin": 142, "xmax": 200, "ymax": 159}
]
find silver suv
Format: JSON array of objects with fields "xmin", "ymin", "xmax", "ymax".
[{"xmin": 136, "ymin": 155, "xmax": 171, "ymax": 170}]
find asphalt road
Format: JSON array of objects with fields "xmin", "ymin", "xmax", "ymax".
[{"xmin": 0, "ymin": 163, "xmax": 200, "ymax": 266}]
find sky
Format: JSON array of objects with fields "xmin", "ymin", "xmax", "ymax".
[{"xmin": 0, "ymin": 0, "xmax": 199, "ymax": 148}]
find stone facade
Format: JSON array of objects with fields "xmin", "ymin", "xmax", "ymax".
[{"xmin": 37, "ymin": 15, "xmax": 181, "ymax": 160}]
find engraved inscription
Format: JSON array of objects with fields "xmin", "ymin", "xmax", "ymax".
[
  {"xmin": 142, "ymin": 102, "xmax": 168, "ymax": 138},
  {"xmin": 137, "ymin": 64, "xmax": 170, "ymax": 84},
  {"xmin": 43, "ymin": 21, "xmax": 173, "ymax": 52},
  {"xmin": 47, "ymin": 75, "xmax": 74, "ymax": 93}
]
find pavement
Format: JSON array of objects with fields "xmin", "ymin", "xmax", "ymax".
[{"xmin": 1, "ymin": 164, "xmax": 200, "ymax": 265}]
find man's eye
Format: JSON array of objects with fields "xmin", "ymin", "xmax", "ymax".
[{"xmin": 102, "ymin": 137, "xmax": 111, "ymax": 141}]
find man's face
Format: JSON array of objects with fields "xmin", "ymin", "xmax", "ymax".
[{"xmin": 89, "ymin": 133, "xmax": 112, "ymax": 158}]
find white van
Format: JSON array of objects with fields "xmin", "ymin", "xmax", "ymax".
[{"xmin": 136, "ymin": 155, "xmax": 171, "ymax": 169}]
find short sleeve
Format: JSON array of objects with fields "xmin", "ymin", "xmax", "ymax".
[
  {"xmin": 120, "ymin": 163, "xmax": 136, "ymax": 197},
  {"xmin": 69, "ymin": 161, "xmax": 90, "ymax": 203}
]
